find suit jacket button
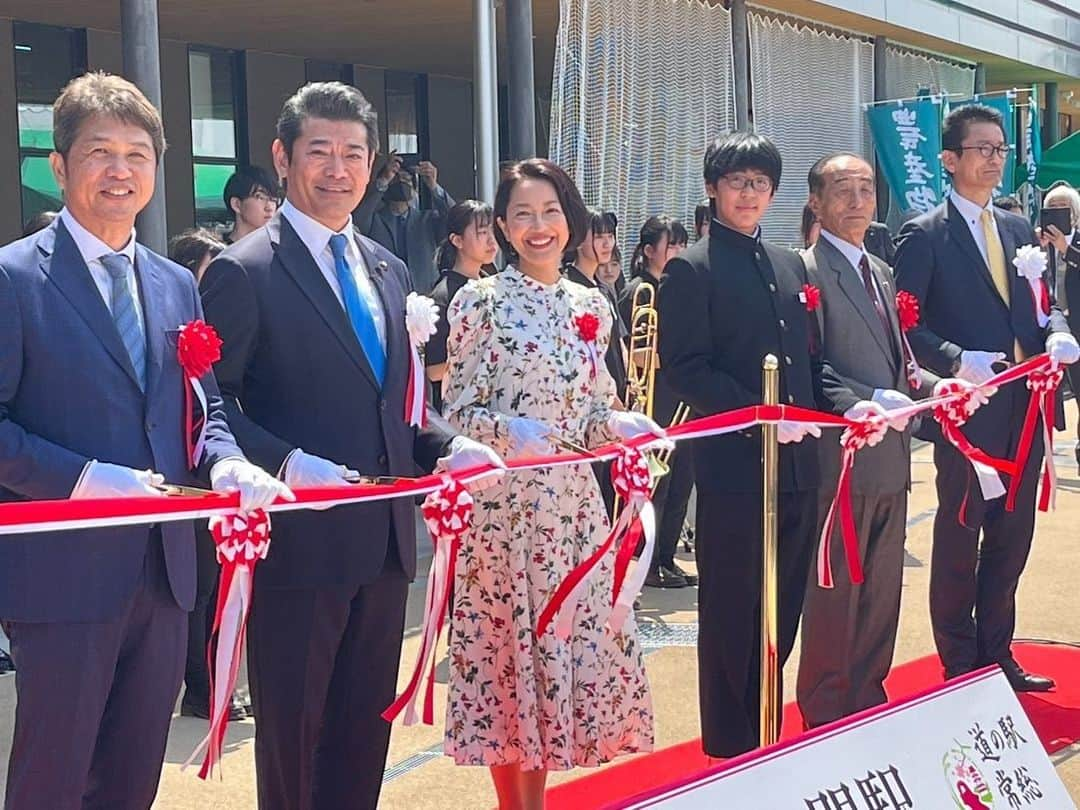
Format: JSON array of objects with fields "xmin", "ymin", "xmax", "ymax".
[
  {"xmin": 768, "ymin": 283, "xmax": 777, "ymax": 293},
  {"xmin": 778, "ymin": 319, "xmax": 786, "ymax": 329},
  {"xmin": 785, "ymin": 356, "xmax": 792, "ymax": 365},
  {"xmin": 377, "ymin": 454, "xmax": 388, "ymax": 467},
  {"xmin": 379, "ymin": 399, "xmax": 387, "ymax": 412},
  {"xmin": 788, "ymin": 395, "xmax": 795, "ymax": 404}
]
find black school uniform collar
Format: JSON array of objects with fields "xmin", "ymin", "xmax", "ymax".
[{"xmin": 709, "ymin": 219, "xmax": 762, "ymax": 252}]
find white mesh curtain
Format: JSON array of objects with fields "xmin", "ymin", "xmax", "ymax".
[
  {"xmin": 550, "ymin": 0, "xmax": 735, "ymax": 265},
  {"xmin": 884, "ymin": 46, "xmax": 975, "ymax": 99},
  {"xmin": 749, "ymin": 12, "xmax": 874, "ymax": 246}
]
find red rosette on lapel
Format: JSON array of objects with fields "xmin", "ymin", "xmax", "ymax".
[
  {"xmin": 895, "ymin": 291, "xmax": 924, "ymax": 390},
  {"xmin": 176, "ymin": 320, "xmax": 223, "ymax": 469},
  {"xmin": 800, "ymin": 283, "xmax": 822, "ymax": 355},
  {"xmin": 185, "ymin": 510, "xmax": 271, "ymax": 778}
]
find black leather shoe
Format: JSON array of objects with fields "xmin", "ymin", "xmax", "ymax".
[
  {"xmin": 1000, "ymin": 660, "xmax": 1055, "ymax": 692},
  {"xmin": 0, "ymin": 649, "xmax": 13, "ymax": 673},
  {"xmin": 181, "ymin": 694, "xmax": 248, "ymax": 721},
  {"xmin": 644, "ymin": 565, "xmax": 688, "ymax": 588},
  {"xmin": 664, "ymin": 562, "xmax": 698, "ymax": 586}
]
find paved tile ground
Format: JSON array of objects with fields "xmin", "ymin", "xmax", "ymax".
[{"xmin": 1, "ymin": 423, "xmax": 1078, "ymax": 808}]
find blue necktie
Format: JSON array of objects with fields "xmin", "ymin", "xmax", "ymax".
[
  {"xmin": 101, "ymin": 253, "xmax": 147, "ymax": 391},
  {"xmin": 329, "ymin": 234, "xmax": 385, "ymax": 385}
]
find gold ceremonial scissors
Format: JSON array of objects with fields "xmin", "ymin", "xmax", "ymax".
[
  {"xmin": 153, "ymin": 484, "xmax": 216, "ymax": 497},
  {"xmin": 343, "ymin": 474, "xmax": 415, "ymax": 486},
  {"xmin": 548, "ymin": 433, "xmax": 595, "ymax": 457}
]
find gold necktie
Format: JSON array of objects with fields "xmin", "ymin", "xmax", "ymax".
[{"xmin": 980, "ymin": 209, "xmax": 1025, "ymax": 361}]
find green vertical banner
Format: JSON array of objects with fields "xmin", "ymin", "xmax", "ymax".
[
  {"xmin": 1024, "ymin": 86, "xmax": 1042, "ymax": 220},
  {"xmin": 866, "ymin": 97, "xmax": 944, "ymax": 216},
  {"xmin": 950, "ymin": 93, "xmax": 1018, "ymax": 194}
]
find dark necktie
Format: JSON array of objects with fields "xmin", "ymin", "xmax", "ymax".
[
  {"xmin": 859, "ymin": 255, "xmax": 893, "ymax": 344},
  {"xmin": 101, "ymin": 253, "xmax": 147, "ymax": 390}
]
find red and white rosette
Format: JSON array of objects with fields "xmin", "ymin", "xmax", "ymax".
[
  {"xmin": 816, "ymin": 414, "xmax": 883, "ymax": 588},
  {"xmin": 535, "ymin": 445, "xmax": 655, "ymax": 640},
  {"xmin": 1013, "ymin": 245, "xmax": 1051, "ymax": 328},
  {"xmin": 177, "ymin": 320, "xmax": 223, "ymax": 469},
  {"xmin": 184, "ymin": 510, "xmax": 271, "ymax": 778},
  {"xmin": 405, "ymin": 292, "xmax": 439, "ymax": 428},
  {"xmin": 574, "ymin": 311, "xmax": 602, "ymax": 380},
  {"xmin": 1007, "ymin": 360, "xmax": 1062, "ymax": 513},
  {"xmin": 382, "ymin": 477, "xmax": 472, "ymax": 726},
  {"xmin": 895, "ymin": 291, "xmax": 924, "ymax": 391},
  {"xmin": 931, "ymin": 380, "xmax": 1009, "ymax": 506}
]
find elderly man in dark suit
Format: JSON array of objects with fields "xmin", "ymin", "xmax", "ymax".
[
  {"xmin": 0, "ymin": 72, "xmax": 287, "ymax": 810},
  {"xmin": 797, "ymin": 153, "xmax": 925, "ymax": 728},
  {"xmin": 895, "ymin": 104, "xmax": 1079, "ymax": 693},
  {"xmin": 200, "ymin": 82, "xmax": 501, "ymax": 810}
]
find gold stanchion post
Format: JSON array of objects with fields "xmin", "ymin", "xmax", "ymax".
[{"xmin": 760, "ymin": 354, "xmax": 780, "ymax": 747}]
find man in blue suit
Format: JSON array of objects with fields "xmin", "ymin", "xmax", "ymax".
[
  {"xmin": 895, "ymin": 104, "xmax": 1079, "ymax": 693},
  {"xmin": 0, "ymin": 72, "xmax": 289, "ymax": 810},
  {"xmin": 199, "ymin": 82, "xmax": 502, "ymax": 810}
]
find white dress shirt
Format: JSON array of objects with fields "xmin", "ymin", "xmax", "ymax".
[
  {"xmin": 949, "ymin": 190, "xmax": 1001, "ymax": 270},
  {"xmin": 280, "ymin": 200, "xmax": 387, "ymax": 349},
  {"xmin": 819, "ymin": 229, "xmax": 871, "ymax": 276},
  {"xmin": 59, "ymin": 207, "xmax": 143, "ymax": 332}
]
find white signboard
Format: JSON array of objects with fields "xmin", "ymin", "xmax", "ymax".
[{"xmin": 618, "ymin": 669, "xmax": 1074, "ymax": 809}]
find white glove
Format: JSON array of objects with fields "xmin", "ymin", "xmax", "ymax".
[
  {"xmin": 1046, "ymin": 332, "xmax": 1080, "ymax": 369},
  {"xmin": 70, "ymin": 461, "xmax": 165, "ymax": 499},
  {"xmin": 436, "ymin": 436, "xmax": 506, "ymax": 492},
  {"xmin": 607, "ymin": 411, "xmax": 668, "ymax": 442},
  {"xmin": 210, "ymin": 457, "xmax": 295, "ymax": 513},
  {"xmin": 933, "ymin": 377, "xmax": 993, "ymax": 417},
  {"xmin": 776, "ymin": 421, "xmax": 822, "ymax": 445},
  {"xmin": 507, "ymin": 417, "xmax": 554, "ymax": 457},
  {"xmin": 957, "ymin": 350, "xmax": 1006, "ymax": 385},
  {"xmin": 282, "ymin": 449, "xmax": 358, "ymax": 488},
  {"xmin": 843, "ymin": 401, "xmax": 889, "ymax": 447},
  {"xmin": 871, "ymin": 388, "xmax": 915, "ymax": 431}
]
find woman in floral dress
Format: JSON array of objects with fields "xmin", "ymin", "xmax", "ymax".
[{"xmin": 442, "ymin": 159, "xmax": 661, "ymax": 809}]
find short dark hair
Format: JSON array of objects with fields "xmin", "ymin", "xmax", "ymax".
[
  {"xmin": 565, "ymin": 206, "xmax": 618, "ymax": 264},
  {"xmin": 807, "ymin": 152, "xmax": 872, "ymax": 195},
  {"xmin": 493, "ymin": 158, "xmax": 589, "ymax": 258},
  {"xmin": 993, "ymin": 195, "xmax": 1022, "ymax": 213},
  {"xmin": 169, "ymin": 228, "xmax": 226, "ymax": 277},
  {"xmin": 703, "ymin": 132, "xmax": 782, "ymax": 190},
  {"xmin": 223, "ymin": 165, "xmax": 280, "ymax": 217},
  {"xmin": 694, "ymin": 203, "xmax": 710, "ymax": 235},
  {"xmin": 22, "ymin": 210, "xmax": 57, "ymax": 237},
  {"xmin": 942, "ymin": 104, "xmax": 1005, "ymax": 153},
  {"xmin": 435, "ymin": 199, "xmax": 494, "ymax": 270},
  {"xmin": 53, "ymin": 71, "xmax": 166, "ymax": 161},
  {"xmin": 276, "ymin": 82, "xmax": 379, "ymax": 159}
]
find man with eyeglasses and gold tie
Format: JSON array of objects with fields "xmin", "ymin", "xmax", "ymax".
[{"xmin": 894, "ymin": 104, "xmax": 1079, "ymax": 693}]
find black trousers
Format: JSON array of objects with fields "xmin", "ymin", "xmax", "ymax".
[
  {"xmin": 695, "ymin": 490, "xmax": 817, "ymax": 757},
  {"xmin": 651, "ymin": 444, "xmax": 694, "ymax": 569},
  {"xmin": 4, "ymin": 531, "xmax": 186, "ymax": 810},
  {"xmin": 930, "ymin": 435, "xmax": 1041, "ymax": 675},
  {"xmin": 183, "ymin": 524, "xmax": 218, "ymax": 706},
  {"xmin": 248, "ymin": 541, "xmax": 410, "ymax": 810}
]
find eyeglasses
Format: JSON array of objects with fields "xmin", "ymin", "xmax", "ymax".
[
  {"xmin": 720, "ymin": 175, "xmax": 773, "ymax": 192},
  {"xmin": 250, "ymin": 191, "xmax": 279, "ymax": 206},
  {"xmin": 956, "ymin": 144, "xmax": 1012, "ymax": 159}
]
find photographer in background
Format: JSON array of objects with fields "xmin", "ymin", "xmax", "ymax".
[{"xmin": 355, "ymin": 151, "xmax": 455, "ymax": 293}]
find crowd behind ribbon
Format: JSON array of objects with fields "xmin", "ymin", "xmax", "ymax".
[{"xmin": 1, "ymin": 71, "xmax": 1079, "ymax": 810}]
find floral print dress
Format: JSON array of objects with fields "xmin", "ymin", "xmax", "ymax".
[{"xmin": 441, "ymin": 267, "xmax": 654, "ymax": 770}]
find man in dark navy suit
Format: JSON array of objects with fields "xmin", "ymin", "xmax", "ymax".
[
  {"xmin": 894, "ymin": 104, "xmax": 1079, "ymax": 692},
  {"xmin": 200, "ymin": 83, "xmax": 501, "ymax": 810},
  {"xmin": 0, "ymin": 72, "xmax": 288, "ymax": 810}
]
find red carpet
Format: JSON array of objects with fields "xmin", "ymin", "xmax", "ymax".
[{"xmin": 546, "ymin": 641, "xmax": 1080, "ymax": 809}]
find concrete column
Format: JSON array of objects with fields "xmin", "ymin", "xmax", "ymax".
[
  {"xmin": 974, "ymin": 63, "xmax": 987, "ymax": 96},
  {"xmin": 873, "ymin": 35, "xmax": 889, "ymax": 219},
  {"xmin": 474, "ymin": 0, "xmax": 499, "ymax": 202},
  {"xmin": 1045, "ymin": 82, "xmax": 1060, "ymax": 148},
  {"xmin": 506, "ymin": 0, "xmax": 537, "ymax": 158},
  {"xmin": 0, "ymin": 20, "xmax": 21, "ymax": 242},
  {"xmin": 121, "ymin": 0, "xmax": 168, "ymax": 253},
  {"xmin": 731, "ymin": 0, "xmax": 750, "ymax": 131}
]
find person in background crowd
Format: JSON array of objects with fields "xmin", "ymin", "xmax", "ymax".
[
  {"xmin": 199, "ymin": 82, "xmax": 500, "ymax": 809},
  {"xmin": 167, "ymin": 227, "xmax": 248, "ymax": 723},
  {"xmin": 694, "ymin": 202, "xmax": 711, "ymax": 240},
  {"xmin": 864, "ymin": 220, "xmax": 897, "ymax": 267},
  {"xmin": 658, "ymin": 131, "xmax": 823, "ymax": 757},
  {"xmin": 427, "ymin": 200, "xmax": 498, "ymax": 411},
  {"xmin": 1039, "ymin": 183, "xmax": 1080, "ymax": 470},
  {"xmin": 355, "ymin": 152, "xmax": 455, "ymax": 294},
  {"xmin": 797, "ymin": 152, "xmax": 920, "ymax": 728},
  {"xmin": 620, "ymin": 215, "xmax": 696, "ymax": 590},
  {"xmin": 441, "ymin": 158, "xmax": 659, "ymax": 809},
  {"xmin": 894, "ymin": 104, "xmax": 1078, "ymax": 693},
  {"xmin": 222, "ymin": 165, "xmax": 280, "ymax": 244},
  {"xmin": 993, "ymin": 195, "xmax": 1023, "ymax": 215},
  {"xmin": 598, "ymin": 243, "xmax": 626, "ymax": 297},
  {"xmin": 801, "ymin": 203, "xmax": 820, "ymax": 249},
  {"xmin": 22, "ymin": 210, "xmax": 58, "ymax": 237},
  {"xmin": 0, "ymin": 71, "xmax": 287, "ymax": 810}
]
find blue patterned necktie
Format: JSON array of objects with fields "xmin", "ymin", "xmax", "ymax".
[
  {"xmin": 100, "ymin": 253, "xmax": 147, "ymax": 391},
  {"xmin": 329, "ymin": 233, "xmax": 385, "ymax": 385}
]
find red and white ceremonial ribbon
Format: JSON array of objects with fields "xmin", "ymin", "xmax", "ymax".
[
  {"xmin": 895, "ymin": 291, "xmax": 924, "ymax": 391},
  {"xmin": 931, "ymin": 381, "xmax": 1011, "ymax": 502},
  {"xmin": 816, "ymin": 415, "xmax": 887, "ymax": 588},
  {"xmin": 382, "ymin": 478, "xmax": 472, "ymax": 726},
  {"xmin": 1013, "ymin": 245, "xmax": 1051, "ymax": 329},
  {"xmin": 1007, "ymin": 361, "xmax": 1062, "ymax": 513},
  {"xmin": 404, "ymin": 293, "xmax": 439, "ymax": 428},
  {"xmin": 176, "ymin": 320, "xmax": 223, "ymax": 469},
  {"xmin": 183, "ymin": 510, "xmax": 270, "ymax": 779},
  {"xmin": 534, "ymin": 446, "xmax": 655, "ymax": 641}
]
